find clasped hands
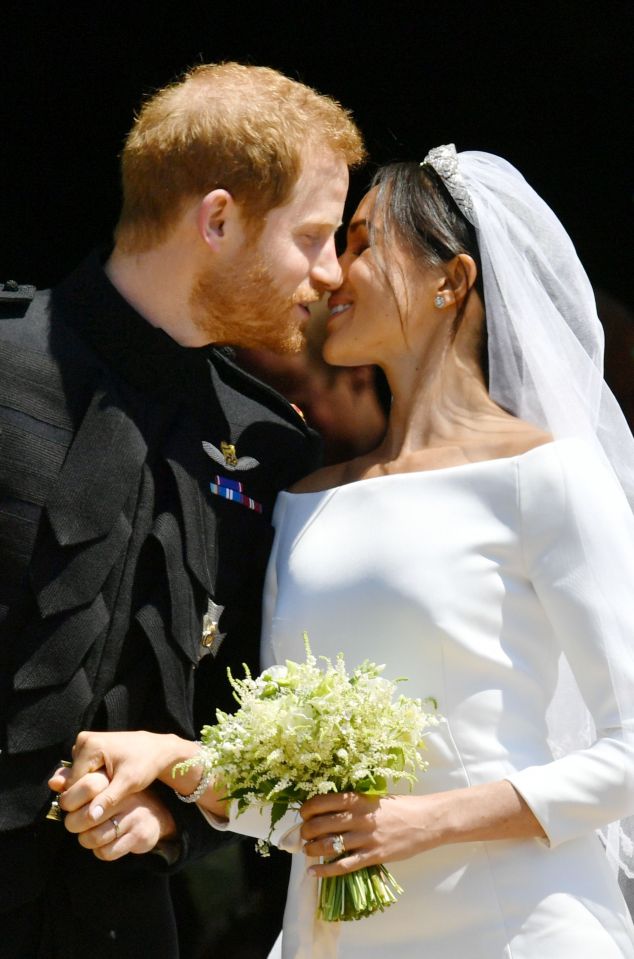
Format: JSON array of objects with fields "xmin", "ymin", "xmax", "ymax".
[
  {"xmin": 48, "ymin": 731, "xmax": 181, "ymax": 862},
  {"xmin": 48, "ymin": 729, "xmax": 447, "ymax": 872},
  {"xmin": 49, "ymin": 729, "xmax": 543, "ymax": 871}
]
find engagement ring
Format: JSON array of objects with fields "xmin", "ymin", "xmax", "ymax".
[{"xmin": 332, "ymin": 834, "xmax": 345, "ymax": 856}]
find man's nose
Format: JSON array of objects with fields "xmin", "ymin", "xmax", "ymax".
[{"xmin": 310, "ymin": 238, "xmax": 343, "ymax": 290}]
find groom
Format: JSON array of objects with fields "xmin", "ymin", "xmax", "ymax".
[{"xmin": 0, "ymin": 62, "xmax": 363, "ymax": 958}]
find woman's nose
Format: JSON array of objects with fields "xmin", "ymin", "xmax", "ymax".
[{"xmin": 336, "ymin": 248, "xmax": 353, "ymax": 283}]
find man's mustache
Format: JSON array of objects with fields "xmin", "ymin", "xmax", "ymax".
[{"xmin": 291, "ymin": 291, "xmax": 324, "ymax": 307}]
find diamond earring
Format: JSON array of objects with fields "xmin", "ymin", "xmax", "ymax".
[{"xmin": 434, "ymin": 294, "xmax": 445, "ymax": 308}]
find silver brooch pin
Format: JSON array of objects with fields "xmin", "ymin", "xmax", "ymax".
[
  {"xmin": 202, "ymin": 440, "xmax": 260, "ymax": 472},
  {"xmin": 200, "ymin": 598, "xmax": 226, "ymax": 659}
]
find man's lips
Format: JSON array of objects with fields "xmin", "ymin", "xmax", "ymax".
[{"xmin": 293, "ymin": 296, "xmax": 321, "ymax": 317}]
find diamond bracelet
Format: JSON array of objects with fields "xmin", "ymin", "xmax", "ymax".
[{"xmin": 174, "ymin": 744, "xmax": 212, "ymax": 804}]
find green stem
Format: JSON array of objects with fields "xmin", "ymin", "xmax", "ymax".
[{"xmin": 318, "ymin": 863, "xmax": 404, "ymax": 922}]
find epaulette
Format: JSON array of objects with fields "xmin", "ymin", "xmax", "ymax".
[{"xmin": 0, "ymin": 280, "xmax": 36, "ymax": 305}]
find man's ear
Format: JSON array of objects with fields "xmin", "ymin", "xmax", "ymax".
[
  {"xmin": 197, "ymin": 189, "xmax": 237, "ymax": 252},
  {"xmin": 437, "ymin": 254, "xmax": 478, "ymax": 307}
]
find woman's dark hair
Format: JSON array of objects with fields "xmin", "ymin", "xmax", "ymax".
[{"xmin": 369, "ymin": 161, "xmax": 488, "ymax": 382}]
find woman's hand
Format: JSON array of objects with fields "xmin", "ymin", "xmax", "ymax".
[
  {"xmin": 300, "ymin": 792, "xmax": 439, "ymax": 878},
  {"xmin": 48, "ymin": 730, "xmax": 198, "ymax": 822},
  {"xmin": 300, "ymin": 781, "xmax": 546, "ymax": 878},
  {"xmin": 49, "ymin": 729, "xmax": 228, "ymax": 822}
]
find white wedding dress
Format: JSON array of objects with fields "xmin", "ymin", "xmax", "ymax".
[{"xmin": 260, "ymin": 439, "xmax": 634, "ymax": 958}]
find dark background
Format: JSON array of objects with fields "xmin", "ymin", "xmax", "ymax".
[
  {"xmin": 1, "ymin": 3, "xmax": 632, "ymax": 954},
  {"xmin": 1, "ymin": 0, "xmax": 632, "ymax": 310}
]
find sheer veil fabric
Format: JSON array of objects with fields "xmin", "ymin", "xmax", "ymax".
[{"xmin": 423, "ymin": 145, "xmax": 634, "ymax": 883}]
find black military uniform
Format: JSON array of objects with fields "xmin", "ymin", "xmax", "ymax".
[{"xmin": 0, "ymin": 255, "xmax": 320, "ymax": 957}]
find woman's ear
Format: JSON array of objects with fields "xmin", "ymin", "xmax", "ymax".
[
  {"xmin": 437, "ymin": 254, "xmax": 478, "ymax": 307},
  {"xmin": 196, "ymin": 189, "xmax": 236, "ymax": 252}
]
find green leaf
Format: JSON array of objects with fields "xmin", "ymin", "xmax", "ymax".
[{"xmin": 270, "ymin": 799, "xmax": 289, "ymax": 830}]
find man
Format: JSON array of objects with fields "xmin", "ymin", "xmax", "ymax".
[{"xmin": 0, "ymin": 62, "xmax": 364, "ymax": 957}]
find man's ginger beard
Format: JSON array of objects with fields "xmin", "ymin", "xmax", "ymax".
[{"xmin": 190, "ymin": 250, "xmax": 318, "ymax": 353}]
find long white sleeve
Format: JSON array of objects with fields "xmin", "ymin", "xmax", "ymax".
[{"xmin": 507, "ymin": 440, "xmax": 634, "ymax": 846}]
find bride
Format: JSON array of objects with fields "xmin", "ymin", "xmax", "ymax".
[{"xmin": 54, "ymin": 146, "xmax": 634, "ymax": 957}]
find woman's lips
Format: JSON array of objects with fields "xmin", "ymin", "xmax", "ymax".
[{"xmin": 326, "ymin": 302, "xmax": 353, "ymax": 333}]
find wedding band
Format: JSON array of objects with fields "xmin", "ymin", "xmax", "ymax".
[
  {"xmin": 111, "ymin": 817, "xmax": 120, "ymax": 840},
  {"xmin": 332, "ymin": 834, "xmax": 345, "ymax": 856}
]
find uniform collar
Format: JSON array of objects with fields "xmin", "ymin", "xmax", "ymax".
[{"xmin": 53, "ymin": 250, "xmax": 214, "ymax": 397}]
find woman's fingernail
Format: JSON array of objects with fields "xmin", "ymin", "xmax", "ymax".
[
  {"xmin": 91, "ymin": 804, "xmax": 104, "ymax": 821},
  {"xmin": 307, "ymin": 867, "xmax": 317, "ymax": 877}
]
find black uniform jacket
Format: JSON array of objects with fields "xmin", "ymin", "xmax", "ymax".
[{"xmin": 0, "ymin": 255, "xmax": 320, "ymax": 915}]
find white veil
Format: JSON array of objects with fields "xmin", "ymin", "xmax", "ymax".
[{"xmin": 423, "ymin": 145, "xmax": 634, "ymax": 884}]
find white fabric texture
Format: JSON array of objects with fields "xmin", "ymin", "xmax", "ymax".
[
  {"xmin": 423, "ymin": 145, "xmax": 634, "ymax": 881},
  {"xmin": 261, "ymin": 440, "xmax": 634, "ymax": 958},
  {"xmin": 197, "ymin": 800, "xmax": 303, "ymax": 852}
]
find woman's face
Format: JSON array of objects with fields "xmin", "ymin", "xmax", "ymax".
[{"xmin": 323, "ymin": 189, "xmax": 442, "ymax": 368}]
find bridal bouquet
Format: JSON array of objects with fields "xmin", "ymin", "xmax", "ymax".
[{"xmin": 176, "ymin": 638, "xmax": 441, "ymax": 922}]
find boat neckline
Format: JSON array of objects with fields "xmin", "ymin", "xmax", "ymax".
[{"xmin": 280, "ymin": 438, "xmax": 577, "ymax": 498}]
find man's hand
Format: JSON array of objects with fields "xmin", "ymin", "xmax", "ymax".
[{"xmin": 48, "ymin": 766, "xmax": 178, "ymax": 861}]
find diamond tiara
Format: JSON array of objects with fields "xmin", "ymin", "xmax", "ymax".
[{"xmin": 421, "ymin": 144, "xmax": 475, "ymax": 221}]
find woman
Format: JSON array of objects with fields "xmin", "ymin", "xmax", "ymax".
[{"xmin": 55, "ymin": 146, "xmax": 634, "ymax": 957}]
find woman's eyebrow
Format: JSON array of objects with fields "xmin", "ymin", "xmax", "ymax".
[{"xmin": 348, "ymin": 217, "xmax": 369, "ymax": 234}]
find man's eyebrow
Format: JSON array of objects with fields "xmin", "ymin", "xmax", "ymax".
[{"xmin": 299, "ymin": 220, "xmax": 344, "ymax": 231}]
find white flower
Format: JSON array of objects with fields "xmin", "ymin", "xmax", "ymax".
[
  {"xmin": 183, "ymin": 636, "xmax": 441, "ymax": 836},
  {"xmin": 261, "ymin": 665, "xmax": 289, "ymax": 683},
  {"xmin": 317, "ymin": 780, "xmax": 337, "ymax": 794}
]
